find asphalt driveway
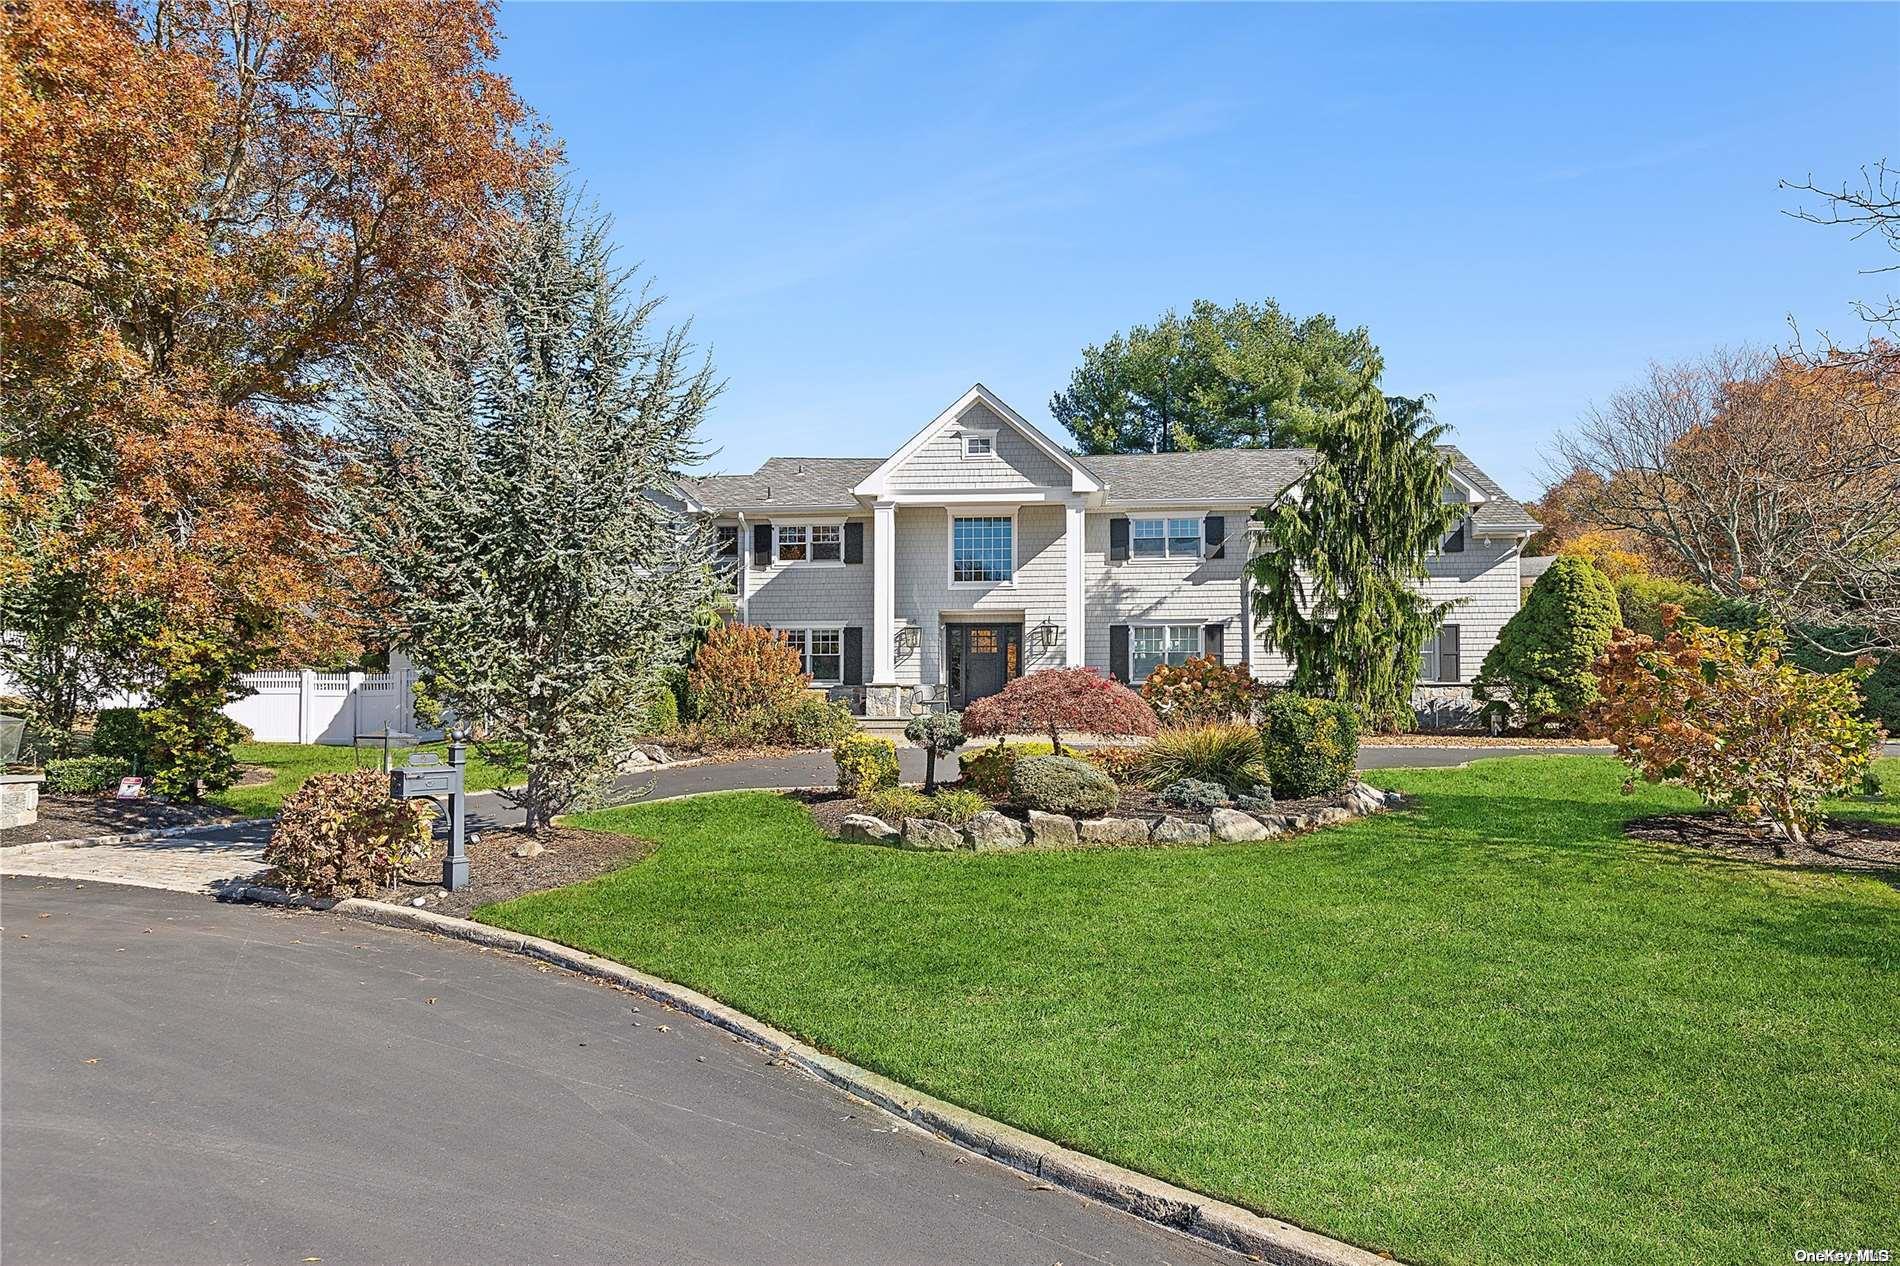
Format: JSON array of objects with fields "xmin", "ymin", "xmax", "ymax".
[{"xmin": 0, "ymin": 876, "xmax": 1231, "ymax": 1266}]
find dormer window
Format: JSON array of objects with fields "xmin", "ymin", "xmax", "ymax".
[{"xmin": 964, "ymin": 433, "xmax": 993, "ymax": 457}]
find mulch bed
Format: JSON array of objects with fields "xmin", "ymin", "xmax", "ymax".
[
  {"xmin": 1625, "ymin": 811, "xmax": 1900, "ymax": 877},
  {"xmin": 798, "ymin": 786, "xmax": 1345, "ymax": 839},
  {"xmin": 0, "ymin": 794, "xmax": 243, "ymax": 848},
  {"xmin": 366, "ymin": 824, "xmax": 653, "ymax": 918}
]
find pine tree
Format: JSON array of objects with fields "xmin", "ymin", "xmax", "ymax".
[
  {"xmin": 318, "ymin": 179, "xmax": 720, "ymax": 830},
  {"xmin": 1246, "ymin": 374, "xmax": 1464, "ymax": 730}
]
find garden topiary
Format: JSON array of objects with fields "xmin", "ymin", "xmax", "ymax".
[
  {"xmin": 43, "ymin": 755, "xmax": 131, "ymax": 795},
  {"xmin": 962, "ymin": 668, "xmax": 1156, "ymax": 755},
  {"xmin": 904, "ymin": 710, "xmax": 965, "ymax": 792},
  {"xmin": 833, "ymin": 733, "xmax": 899, "ymax": 797},
  {"xmin": 1258, "ymin": 694, "xmax": 1360, "ymax": 799},
  {"xmin": 1474, "ymin": 555, "xmax": 1622, "ymax": 730},
  {"xmin": 1009, "ymin": 754, "xmax": 1119, "ymax": 817},
  {"xmin": 1156, "ymin": 777, "xmax": 1228, "ymax": 811}
]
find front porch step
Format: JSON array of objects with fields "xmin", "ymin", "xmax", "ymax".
[{"xmin": 854, "ymin": 716, "xmax": 913, "ymax": 740}]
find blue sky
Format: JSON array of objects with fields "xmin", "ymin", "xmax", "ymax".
[{"xmin": 497, "ymin": 2, "xmax": 1897, "ymax": 499}]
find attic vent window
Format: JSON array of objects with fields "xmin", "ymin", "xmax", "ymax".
[{"xmin": 964, "ymin": 433, "xmax": 993, "ymax": 457}]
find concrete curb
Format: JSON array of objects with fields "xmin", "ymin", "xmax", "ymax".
[{"xmin": 305, "ymin": 895, "xmax": 1397, "ymax": 1266}]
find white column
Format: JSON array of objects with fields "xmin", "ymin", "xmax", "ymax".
[
  {"xmin": 1065, "ymin": 499, "xmax": 1086, "ymax": 667},
  {"xmin": 873, "ymin": 499, "xmax": 897, "ymax": 682}
]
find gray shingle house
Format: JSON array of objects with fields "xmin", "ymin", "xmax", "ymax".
[{"xmin": 679, "ymin": 384, "xmax": 1538, "ymax": 723}]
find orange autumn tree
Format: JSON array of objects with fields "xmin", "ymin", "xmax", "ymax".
[{"xmin": 0, "ymin": 0, "xmax": 547, "ymax": 743}]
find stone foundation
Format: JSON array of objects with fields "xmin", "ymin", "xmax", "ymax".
[
  {"xmin": 863, "ymin": 684, "xmax": 908, "ymax": 720},
  {"xmin": 0, "ymin": 774, "xmax": 44, "ymax": 830}
]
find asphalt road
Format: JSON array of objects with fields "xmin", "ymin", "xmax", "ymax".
[{"xmin": 1, "ymin": 877, "xmax": 1232, "ymax": 1266}]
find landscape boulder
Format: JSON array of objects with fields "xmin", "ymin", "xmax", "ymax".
[
  {"xmin": 1027, "ymin": 810, "xmax": 1078, "ymax": 849},
  {"xmin": 1345, "ymin": 781, "xmax": 1392, "ymax": 815},
  {"xmin": 840, "ymin": 814, "xmax": 898, "ymax": 844},
  {"xmin": 962, "ymin": 810, "xmax": 1027, "ymax": 851},
  {"xmin": 1150, "ymin": 815, "xmax": 1211, "ymax": 845},
  {"xmin": 1078, "ymin": 816, "xmax": 1151, "ymax": 846},
  {"xmin": 1210, "ymin": 808, "xmax": 1275, "ymax": 842},
  {"xmin": 901, "ymin": 817, "xmax": 962, "ymax": 851}
]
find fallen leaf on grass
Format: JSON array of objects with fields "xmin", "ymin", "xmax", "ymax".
[
  {"xmin": 82, "ymin": 1058, "xmax": 98, "ymax": 1065},
  {"xmin": 425, "ymin": 997, "xmax": 436, "ymax": 1005},
  {"xmin": 656, "ymin": 1024, "xmax": 671, "ymax": 1033}
]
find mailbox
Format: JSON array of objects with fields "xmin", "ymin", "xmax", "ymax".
[{"xmin": 389, "ymin": 743, "xmax": 470, "ymax": 891}]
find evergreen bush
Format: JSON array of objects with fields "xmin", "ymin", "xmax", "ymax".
[
  {"xmin": 1475, "ymin": 556, "xmax": 1622, "ymax": 730},
  {"xmin": 43, "ymin": 755, "xmax": 130, "ymax": 795},
  {"xmin": 1258, "ymin": 694, "xmax": 1360, "ymax": 799},
  {"xmin": 834, "ymin": 734, "xmax": 899, "ymax": 798},
  {"xmin": 1009, "ymin": 754, "xmax": 1119, "ymax": 816}
]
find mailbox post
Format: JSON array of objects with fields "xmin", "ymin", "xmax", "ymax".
[{"xmin": 389, "ymin": 736, "xmax": 469, "ymax": 891}]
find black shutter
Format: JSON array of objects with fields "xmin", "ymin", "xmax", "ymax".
[
  {"xmin": 1443, "ymin": 520, "xmax": 1466, "ymax": 553},
  {"xmin": 751, "ymin": 523, "xmax": 772, "ymax": 567},
  {"xmin": 1202, "ymin": 623, "xmax": 1225, "ymax": 663},
  {"xmin": 1438, "ymin": 624, "xmax": 1461, "ymax": 682},
  {"xmin": 843, "ymin": 521, "xmax": 864, "ymax": 564},
  {"xmin": 1109, "ymin": 517, "xmax": 1130, "ymax": 562},
  {"xmin": 1109, "ymin": 624, "xmax": 1131, "ymax": 681},
  {"xmin": 1204, "ymin": 515, "xmax": 1225, "ymax": 559},
  {"xmin": 843, "ymin": 626, "xmax": 864, "ymax": 686}
]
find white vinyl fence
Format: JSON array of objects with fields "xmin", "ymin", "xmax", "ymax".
[{"xmin": 227, "ymin": 656, "xmax": 437, "ymax": 745}]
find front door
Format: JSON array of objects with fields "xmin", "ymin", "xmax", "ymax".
[{"xmin": 946, "ymin": 623, "xmax": 1021, "ymax": 709}]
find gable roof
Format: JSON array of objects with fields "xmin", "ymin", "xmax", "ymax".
[
  {"xmin": 677, "ymin": 457, "xmax": 879, "ymax": 513},
  {"xmin": 1441, "ymin": 446, "xmax": 1541, "ymax": 534},
  {"xmin": 850, "ymin": 384, "xmax": 1102, "ymax": 498},
  {"xmin": 1083, "ymin": 448, "xmax": 1313, "ymax": 503}
]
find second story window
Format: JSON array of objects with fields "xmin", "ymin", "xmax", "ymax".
[
  {"xmin": 715, "ymin": 525, "xmax": 740, "ymax": 589},
  {"xmin": 1132, "ymin": 516, "xmax": 1202, "ymax": 559},
  {"xmin": 952, "ymin": 515, "xmax": 1013, "ymax": 583},
  {"xmin": 776, "ymin": 525, "xmax": 808, "ymax": 562},
  {"xmin": 811, "ymin": 524, "xmax": 842, "ymax": 562}
]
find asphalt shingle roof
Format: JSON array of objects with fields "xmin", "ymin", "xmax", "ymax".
[{"xmin": 678, "ymin": 444, "xmax": 1540, "ymax": 535}]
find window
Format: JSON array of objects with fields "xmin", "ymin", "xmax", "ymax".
[
  {"xmin": 1420, "ymin": 624, "xmax": 1462, "ymax": 683},
  {"xmin": 1131, "ymin": 515, "xmax": 1202, "ymax": 560},
  {"xmin": 964, "ymin": 433, "xmax": 993, "ymax": 457},
  {"xmin": 715, "ymin": 525, "xmax": 740, "ymax": 590},
  {"xmin": 952, "ymin": 515, "xmax": 1013, "ymax": 583},
  {"xmin": 811, "ymin": 523, "xmax": 842, "ymax": 562},
  {"xmin": 774, "ymin": 522, "xmax": 842, "ymax": 565},
  {"xmin": 1131, "ymin": 625, "xmax": 1201, "ymax": 681},
  {"xmin": 776, "ymin": 626, "xmax": 844, "ymax": 684}
]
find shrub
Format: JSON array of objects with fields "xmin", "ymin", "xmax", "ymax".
[
  {"xmin": 928, "ymin": 788, "xmax": 989, "ymax": 825},
  {"xmin": 1139, "ymin": 654, "xmax": 1268, "ymax": 726},
  {"xmin": 1157, "ymin": 777, "xmax": 1228, "ymax": 811},
  {"xmin": 264, "ymin": 770, "xmax": 435, "ymax": 898},
  {"xmin": 904, "ymin": 710, "xmax": 965, "ymax": 792},
  {"xmin": 43, "ymin": 755, "xmax": 130, "ymax": 795},
  {"xmin": 142, "ymin": 627, "xmax": 253, "ymax": 800},
  {"xmin": 1475, "ymin": 556, "xmax": 1622, "ymax": 730},
  {"xmin": 91, "ymin": 708, "xmax": 151, "ymax": 766},
  {"xmin": 1586, "ymin": 608, "xmax": 1882, "ymax": 846},
  {"xmin": 1137, "ymin": 722, "xmax": 1267, "ymax": 793},
  {"xmin": 1009, "ymin": 754, "xmax": 1119, "ymax": 817},
  {"xmin": 642, "ymin": 689, "xmax": 680, "ymax": 736},
  {"xmin": 962, "ymin": 668, "xmax": 1157, "ymax": 755},
  {"xmin": 1236, "ymin": 790, "xmax": 1275, "ymax": 812},
  {"xmin": 862, "ymin": 785, "xmax": 931, "ymax": 823},
  {"xmin": 1614, "ymin": 574, "xmax": 1720, "ymax": 642},
  {"xmin": 688, "ymin": 622, "xmax": 809, "ymax": 742},
  {"xmin": 1083, "ymin": 744, "xmax": 1146, "ymax": 785},
  {"xmin": 788, "ymin": 694, "xmax": 855, "ymax": 747},
  {"xmin": 959, "ymin": 740, "xmax": 1053, "ymax": 798},
  {"xmin": 834, "ymin": 733, "xmax": 899, "ymax": 798},
  {"xmin": 1259, "ymin": 694, "xmax": 1361, "ymax": 799}
]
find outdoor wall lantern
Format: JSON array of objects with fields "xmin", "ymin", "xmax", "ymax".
[
  {"xmin": 894, "ymin": 624, "xmax": 920, "ymax": 658},
  {"xmin": 1032, "ymin": 618, "xmax": 1061, "ymax": 654}
]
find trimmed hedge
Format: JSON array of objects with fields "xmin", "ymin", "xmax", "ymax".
[
  {"xmin": 43, "ymin": 755, "xmax": 131, "ymax": 795},
  {"xmin": 1010, "ymin": 754, "xmax": 1119, "ymax": 817},
  {"xmin": 959, "ymin": 740, "xmax": 1054, "ymax": 799},
  {"xmin": 1258, "ymin": 694, "xmax": 1360, "ymax": 799}
]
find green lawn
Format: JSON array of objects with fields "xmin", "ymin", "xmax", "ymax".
[
  {"xmin": 478, "ymin": 757, "xmax": 1900, "ymax": 1266},
  {"xmin": 209, "ymin": 740, "xmax": 524, "ymax": 816}
]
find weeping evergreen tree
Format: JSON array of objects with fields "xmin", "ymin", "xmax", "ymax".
[
  {"xmin": 1246, "ymin": 372, "xmax": 1464, "ymax": 731},
  {"xmin": 317, "ymin": 179, "xmax": 720, "ymax": 830}
]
